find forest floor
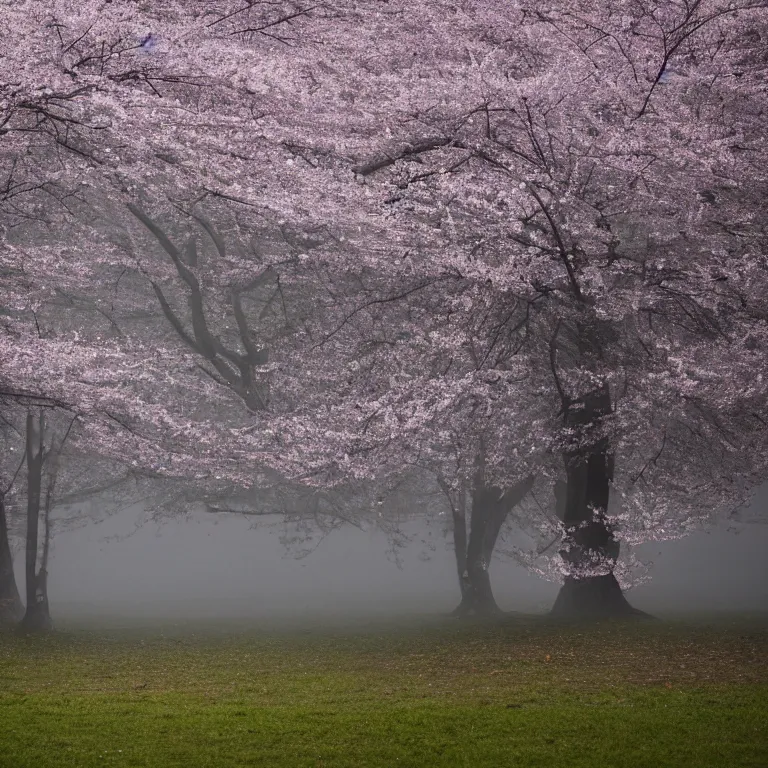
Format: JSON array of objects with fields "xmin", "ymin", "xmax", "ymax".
[{"xmin": 0, "ymin": 613, "xmax": 766, "ymax": 767}]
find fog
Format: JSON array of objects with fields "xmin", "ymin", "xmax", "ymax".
[{"xmin": 14, "ymin": 488, "xmax": 768, "ymax": 622}]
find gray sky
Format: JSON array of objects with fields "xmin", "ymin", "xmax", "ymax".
[{"xmin": 13, "ymin": 487, "xmax": 768, "ymax": 620}]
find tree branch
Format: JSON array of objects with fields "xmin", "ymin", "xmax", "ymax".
[{"xmin": 352, "ymin": 136, "xmax": 467, "ymax": 176}]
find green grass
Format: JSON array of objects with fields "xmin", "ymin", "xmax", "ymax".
[{"xmin": 1, "ymin": 614, "xmax": 767, "ymax": 767}]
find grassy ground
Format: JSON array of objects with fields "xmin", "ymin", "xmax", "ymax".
[{"xmin": 1, "ymin": 613, "xmax": 767, "ymax": 767}]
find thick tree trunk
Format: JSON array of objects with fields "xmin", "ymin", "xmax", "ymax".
[
  {"xmin": 0, "ymin": 497, "xmax": 23, "ymax": 624},
  {"xmin": 550, "ymin": 388, "xmax": 641, "ymax": 619},
  {"xmin": 451, "ymin": 473, "xmax": 534, "ymax": 618},
  {"xmin": 551, "ymin": 573, "xmax": 639, "ymax": 618},
  {"xmin": 463, "ymin": 491, "xmax": 503, "ymax": 616},
  {"xmin": 21, "ymin": 413, "xmax": 52, "ymax": 632}
]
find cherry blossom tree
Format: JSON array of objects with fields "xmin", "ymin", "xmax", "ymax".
[
  {"xmin": 259, "ymin": 0, "xmax": 768, "ymax": 616},
  {"xmin": 3, "ymin": 1, "xmax": 767, "ymax": 621}
]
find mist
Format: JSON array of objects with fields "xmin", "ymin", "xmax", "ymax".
[{"xmin": 14, "ymin": 486, "xmax": 767, "ymax": 624}]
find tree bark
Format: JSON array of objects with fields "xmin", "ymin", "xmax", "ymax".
[
  {"xmin": 550, "ymin": 387, "xmax": 642, "ymax": 619},
  {"xmin": 0, "ymin": 496, "xmax": 23, "ymax": 624},
  {"xmin": 21, "ymin": 412, "xmax": 52, "ymax": 632}
]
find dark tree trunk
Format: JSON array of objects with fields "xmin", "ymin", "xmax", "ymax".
[
  {"xmin": 448, "ymin": 481, "xmax": 474, "ymax": 616},
  {"xmin": 21, "ymin": 412, "xmax": 52, "ymax": 632},
  {"xmin": 450, "ymin": 473, "xmax": 534, "ymax": 618},
  {"xmin": 0, "ymin": 497, "xmax": 23, "ymax": 624},
  {"xmin": 551, "ymin": 572, "xmax": 639, "ymax": 618},
  {"xmin": 463, "ymin": 490, "xmax": 503, "ymax": 616},
  {"xmin": 550, "ymin": 388, "xmax": 641, "ymax": 619}
]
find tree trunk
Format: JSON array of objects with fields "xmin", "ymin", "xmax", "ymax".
[
  {"xmin": 21, "ymin": 412, "xmax": 52, "ymax": 632},
  {"xmin": 551, "ymin": 572, "xmax": 638, "ymax": 618},
  {"xmin": 464, "ymin": 490, "xmax": 503, "ymax": 616},
  {"xmin": 450, "ymin": 473, "xmax": 534, "ymax": 617},
  {"xmin": 0, "ymin": 497, "xmax": 23, "ymax": 624},
  {"xmin": 448, "ymin": 481, "xmax": 474, "ymax": 616},
  {"xmin": 550, "ymin": 388, "xmax": 641, "ymax": 619}
]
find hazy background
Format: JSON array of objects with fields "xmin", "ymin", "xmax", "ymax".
[{"xmin": 13, "ymin": 487, "xmax": 768, "ymax": 621}]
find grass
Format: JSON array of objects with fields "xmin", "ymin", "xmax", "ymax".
[{"xmin": 1, "ymin": 613, "xmax": 767, "ymax": 767}]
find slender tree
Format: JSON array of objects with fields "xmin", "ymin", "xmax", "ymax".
[
  {"xmin": 20, "ymin": 411, "xmax": 51, "ymax": 630},
  {"xmin": 0, "ymin": 494, "xmax": 23, "ymax": 623}
]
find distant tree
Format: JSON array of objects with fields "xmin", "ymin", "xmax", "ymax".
[
  {"xmin": 18, "ymin": 410, "xmax": 52, "ymax": 631},
  {"xmin": 0, "ymin": 402, "xmax": 204, "ymax": 629},
  {"xmin": 0, "ymin": 392, "xmax": 70, "ymax": 625},
  {"xmin": 0, "ymin": 466, "xmax": 24, "ymax": 623}
]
